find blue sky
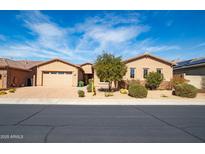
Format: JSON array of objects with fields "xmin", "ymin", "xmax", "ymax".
[{"xmin": 0, "ymin": 10, "xmax": 205, "ymax": 64}]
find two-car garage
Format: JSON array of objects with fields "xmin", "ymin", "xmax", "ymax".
[
  {"xmin": 34, "ymin": 59, "xmax": 82, "ymax": 87},
  {"xmin": 42, "ymin": 71, "xmax": 73, "ymax": 87}
]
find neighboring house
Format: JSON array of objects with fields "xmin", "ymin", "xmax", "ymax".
[
  {"xmin": 0, "ymin": 58, "xmax": 42, "ymax": 89},
  {"xmin": 0, "ymin": 58, "xmax": 86, "ymax": 89},
  {"xmin": 94, "ymin": 54, "xmax": 174, "ymax": 88},
  {"xmin": 174, "ymin": 57, "xmax": 205, "ymax": 89},
  {"xmin": 0, "ymin": 53, "xmax": 173, "ymax": 89}
]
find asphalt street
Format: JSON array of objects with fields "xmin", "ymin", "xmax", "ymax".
[{"xmin": 0, "ymin": 105, "xmax": 205, "ymax": 143}]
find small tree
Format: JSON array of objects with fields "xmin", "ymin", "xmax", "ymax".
[
  {"xmin": 94, "ymin": 52, "xmax": 127, "ymax": 91},
  {"xmin": 146, "ymin": 72, "xmax": 163, "ymax": 90}
]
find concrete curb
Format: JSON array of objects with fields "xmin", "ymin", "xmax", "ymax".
[{"xmin": 0, "ymin": 98, "xmax": 205, "ymax": 105}]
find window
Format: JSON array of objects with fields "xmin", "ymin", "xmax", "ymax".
[
  {"xmin": 0, "ymin": 74, "xmax": 2, "ymax": 80},
  {"xmin": 130, "ymin": 68, "xmax": 135, "ymax": 78},
  {"xmin": 65, "ymin": 72, "xmax": 72, "ymax": 74},
  {"xmin": 143, "ymin": 68, "xmax": 148, "ymax": 78},
  {"xmin": 58, "ymin": 72, "xmax": 65, "ymax": 75},
  {"xmin": 157, "ymin": 68, "xmax": 162, "ymax": 74},
  {"xmin": 51, "ymin": 72, "xmax": 57, "ymax": 74}
]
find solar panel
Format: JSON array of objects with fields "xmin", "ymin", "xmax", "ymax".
[{"xmin": 175, "ymin": 57, "xmax": 205, "ymax": 68}]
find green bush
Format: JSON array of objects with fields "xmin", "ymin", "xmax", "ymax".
[
  {"xmin": 87, "ymin": 84, "xmax": 92, "ymax": 92},
  {"xmin": 78, "ymin": 90, "xmax": 85, "ymax": 97},
  {"xmin": 0, "ymin": 91, "xmax": 7, "ymax": 95},
  {"xmin": 78, "ymin": 81, "xmax": 84, "ymax": 87},
  {"xmin": 88, "ymin": 79, "xmax": 93, "ymax": 84},
  {"xmin": 174, "ymin": 83, "xmax": 197, "ymax": 98},
  {"xmin": 105, "ymin": 92, "xmax": 114, "ymax": 97},
  {"xmin": 146, "ymin": 72, "xmax": 163, "ymax": 90},
  {"xmin": 120, "ymin": 88, "xmax": 128, "ymax": 94},
  {"xmin": 127, "ymin": 80, "xmax": 140, "ymax": 86},
  {"xmin": 9, "ymin": 88, "xmax": 16, "ymax": 93},
  {"xmin": 128, "ymin": 84, "xmax": 148, "ymax": 98}
]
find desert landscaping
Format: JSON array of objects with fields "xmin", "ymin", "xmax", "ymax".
[{"xmin": 0, "ymin": 86, "xmax": 205, "ymax": 101}]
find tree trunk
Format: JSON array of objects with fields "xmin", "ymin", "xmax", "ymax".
[
  {"xmin": 114, "ymin": 81, "xmax": 118, "ymax": 90},
  {"xmin": 108, "ymin": 81, "xmax": 112, "ymax": 92}
]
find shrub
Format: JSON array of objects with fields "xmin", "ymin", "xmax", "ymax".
[
  {"xmin": 128, "ymin": 84, "xmax": 148, "ymax": 98},
  {"xmin": 78, "ymin": 81, "xmax": 84, "ymax": 87},
  {"xmin": 9, "ymin": 88, "xmax": 16, "ymax": 93},
  {"xmin": 78, "ymin": 90, "xmax": 85, "ymax": 97},
  {"xmin": 174, "ymin": 83, "xmax": 197, "ymax": 98},
  {"xmin": 171, "ymin": 76, "xmax": 187, "ymax": 88},
  {"xmin": 105, "ymin": 92, "xmax": 114, "ymax": 97},
  {"xmin": 93, "ymin": 86, "xmax": 96, "ymax": 96},
  {"xmin": 127, "ymin": 80, "xmax": 140, "ymax": 86},
  {"xmin": 87, "ymin": 84, "xmax": 92, "ymax": 92},
  {"xmin": 88, "ymin": 79, "xmax": 93, "ymax": 84},
  {"xmin": 120, "ymin": 88, "xmax": 128, "ymax": 94},
  {"xmin": 146, "ymin": 72, "xmax": 163, "ymax": 90},
  {"xmin": 0, "ymin": 91, "xmax": 7, "ymax": 95}
]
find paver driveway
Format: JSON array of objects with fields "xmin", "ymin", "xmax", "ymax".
[{"xmin": 0, "ymin": 105, "xmax": 205, "ymax": 143}]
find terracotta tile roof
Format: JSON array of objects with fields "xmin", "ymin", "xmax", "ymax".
[
  {"xmin": 31, "ymin": 58, "xmax": 81, "ymax": 69},
  {"xmin": 0, "ymin": 58, "xmax": 43, "ymax": 70},
  {"xmin": 124, "ymin": 53, "xmax": 174, "ymax": 66},
  {"xmin": 80, "ymin": 62, "xmax": 93, "ymax": 66}
]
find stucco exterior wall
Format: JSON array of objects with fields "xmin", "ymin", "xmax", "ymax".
[
  {"xmin": 185, "ymin": 75, "xmax": 205, "ymax": 89},
  {"xmin": 36, "ymin": 61, "xmax": 79, "ymax": 87},
  {"xmin": 94, "ymin": 70, "xmax": 109, "ymax": 88},
  {"xmin": 0, "ymin": 69, "xmax": 8, "ymax": 89},
  {"xmin": 173, "ymin": 66, "xmax": 205, "ymax": 89},
  {"xmin": 124, "ymin": 57, "xmax": 173, "ymax": 81},
  {"xmin": 94, "ymin": 56, "xmax": 173, "ymax": 88},
  {"xmin": 81, "ymin": 64, "xmax": 93, "ymax": 74},
  {"xmin": 7, "ymin": 68, "xmax": 31, "ymax": 88}
]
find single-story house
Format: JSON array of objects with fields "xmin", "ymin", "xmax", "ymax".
[
  {"xmin": 0, "ymin": 53, "xmax": 173, "ymax": 89},
  {"xmin": 0, "ymin": 58, "xmax": 85, "ymax": 89},
  {"xmin": 94, "ymin": 53, "xmax": 174, "ymax": 89},
  {"xmin": 174, "ymin": 57, "xmax": 205, "ymax": 89}
]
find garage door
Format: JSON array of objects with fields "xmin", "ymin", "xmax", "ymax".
[{"xmin": 43, "ymin": 71, "xmax": 72, "ymax": 87}]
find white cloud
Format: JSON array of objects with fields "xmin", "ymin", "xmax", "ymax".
[
  {"xmin": 194, "ymin": 42, "xmax": 205, "ymax": 48},
  {"xmin": 0, "ymin": 11, "xmax": 180, "ymax": 63},
  {"xmin": 73, "ymin": 12, "xmax": 150, "ymax": 58},
  {"xmin": 0, "ymin": 11, "xmax": 87, "ymax": 62}
]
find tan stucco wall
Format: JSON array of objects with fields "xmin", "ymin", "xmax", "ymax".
[
  {"xmin": 185, "ymin": 75, "xmax": 205, "ymax": 89},
  {"xmin": 94, "ymin": 56, "xmax": 173, "ymax": 88},
  {"xmin": 36, "ymin": 61, "xmax": 79, "ymax": 87},
  {"xmin": 173, "ymin": 66, "xmax": 205, "ymax": 89},
  {"xmin": 124, "ymin": 57, "xmax": 173, "ymax": 81},
  {"xmin": 81, "ymin": 64, "xmax": 93, "ymax": 74},
  {"xmin": 7, "ymin": 68, "xmax": 31, "ymax": 88},
  {"xmin": 94, "ymin": 70, "xmax": 109, "ymax": 88},
  {"xmin": 0, "ymin": 69, "xmax": 7, "ymax": 89}
]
